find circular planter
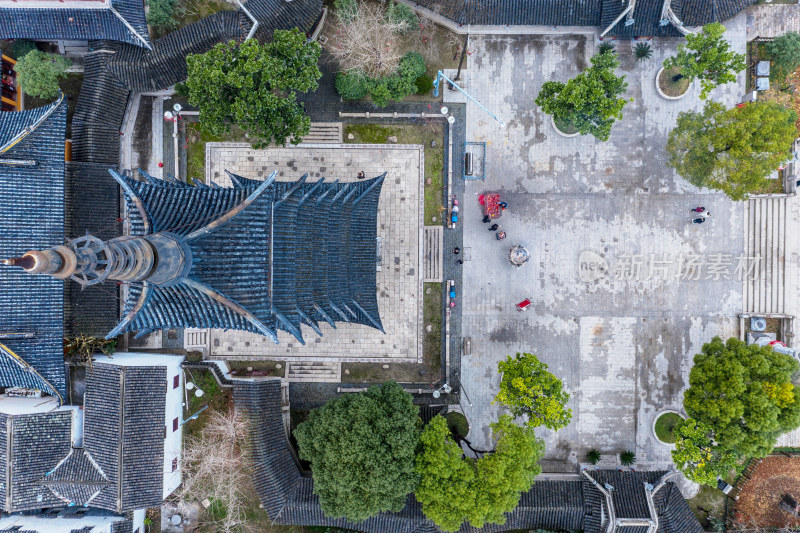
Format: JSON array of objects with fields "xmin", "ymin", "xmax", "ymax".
[
  {"xmin": 551, "ymin": 115, "xmax": 580, "ymax": 138},
  {"xmin": 652, "ymin": 410, "xmax": 685, "ymax": 447},
  {"xmin": 655, "ymin": 67, "xmax": 692, "ymax": 100}
]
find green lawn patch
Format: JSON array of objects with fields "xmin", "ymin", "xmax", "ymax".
[
  {"xmin": 183, "ymin": 368, "xmax": 231, "ymax": 439},
  {"xmin": 423, "ymin": 281, "xmax": 442, "ymax": 371},
  {"xmin": 344, "ymin": 123, "xmax": 445, "ymax": 225},
  {"xmin": 185, "ymin": 122, "xmax": 248, "ymax": 184},
  {"xmin": 654, "ymin": 412, "xmax": 684, "ymax": 444}
]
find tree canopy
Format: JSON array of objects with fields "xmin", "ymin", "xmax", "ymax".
[
  {"xmin": 535, "ymin": 50, "xmax": 628, "ymax": 141},
  {"xmin": 293, "ymin": 381, "xmax": 420, "ymax": 521},
  {"xmin": 684, "ymin": 337, "xmax": 800, "ymax": 458},
  {"xmin": 184, "ymin": 31, "xmax": 321, "ymax": 148},
  {"xmin": 767, "ymin": 31, "xmax": 800, "ymax": 84},
  {"xmin": 13, "ymin": 50, "xmax": 71, "ymax": 100},
  {"xmin": 663, "ymin": 22, "xmax": 746, "ymax": 99},
  {"xmin": 671, "ymin": 418, "xmax": 739, "ymax": 487},
  {"xmin": 666, "ymin": 101, "xmax": 796, "ymax": 200},
  {"xmin": 495, "ymin": 353, "xmax": 572, "ymax": 430},
  {"xmin": 414, "ymin": 415, "xmax": 544, "ymax": 532}
]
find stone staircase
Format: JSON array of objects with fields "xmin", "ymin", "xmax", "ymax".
[
  {"xmin": 744, "ymin": 196, "xmax": 787, "ymax": 315},
  {"xmin": 300, "ymin": 123, "xmax": 343, "ymax": 144},
  {"xmin": 285, "ymin": 361, "xmax": 342, "ymax": 382},
  {"xmin": 423, "ymin": 226, "xmax": 444, "ymax": 282}
]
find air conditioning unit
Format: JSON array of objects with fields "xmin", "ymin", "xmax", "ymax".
[{"xmin": 751, "ymin": 317, "xmax": 767, "ymax": 332}]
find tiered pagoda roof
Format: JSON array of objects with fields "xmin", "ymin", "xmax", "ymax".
[{"xmin": 109, "ymin": 170, "xmax": 385, "ymax": 343}]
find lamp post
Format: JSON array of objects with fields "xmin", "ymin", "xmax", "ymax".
[
  {"xmin": 164, "ymin": 103, "xmax": 183, "ymax": 177},
  {"xmin": 432, "ymin": 383, "xmax": 452, "ymax": 399},
  {"xmin": 432, "ymin": 70, "xmax": 505, "ymax": 127}
]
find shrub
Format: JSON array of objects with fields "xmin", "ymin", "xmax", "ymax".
[
  {"xmin": 586, "ymin": 449, "xmax": 601, "ymax": 465},
  {"xmin": 619, "ymin": 450, "xmax": 636, "ymax": 466},
  {"xmin": 634, "ymin": 42, "xmax": 653, "ymax": 62},
  {"xmin": 147, "ymin": 0, "xmax": 180, "ymax": 29},
  {"xmin": 767, "ymin": 31, "xmax": 800, "ymax": 83},
  {"xmin": 334, "ymin": 0, "xmax": 358, "ymax": 22},
  {"xmin": 10, "ymin": 40, "xmax": 36, "ymax": 60},
  {"xmin": 13, "ymin": 50, "xmax": 71, "ymax": 100},
  {"xmin": 335, "ymin": 70, "xmax": 368, "ymax": 100},
  {"xmin": 415, "ymin": 74, "xmax": 434, "ymax": 95},
  {"xmin": 400, "ymin": 52, "xmax": 426, "ymax": 79},
  {"xmin": 388, "ymin": 1, "xmax": 418, "ymax": 33},
  {"xmin": 598, "ymin": 41, "xmax": 615, "ymax": 55}
]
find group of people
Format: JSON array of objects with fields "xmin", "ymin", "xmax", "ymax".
[{"xmin": 691, "ymin": 206, "xmax": 711, "ymax": 225}]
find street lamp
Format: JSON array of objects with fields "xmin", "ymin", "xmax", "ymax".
[{"xmin": 432, "ymin": 383, "xmax": 452, "ymax": 398}]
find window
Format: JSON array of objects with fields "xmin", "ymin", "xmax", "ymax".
[
  {"xmin": 173, "ymin": 375, "xmax": 180, "ymax": 389},
  {"xmin": 173, "ymin": 417, "xmax": 179, "ymax": 432},
  {"xmin": 172, "ymin": 457, "xmax": 178, "ymax": 472}
]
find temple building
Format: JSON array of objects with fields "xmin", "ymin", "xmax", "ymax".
[{"xmin": 4, "ymin": 168, "xmax": 386, "ymax": 345}]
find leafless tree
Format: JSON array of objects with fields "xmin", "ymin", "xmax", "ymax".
[
  {"xmin": 178, "ymin": 407, "xmax": 251, "ymax": 533},
  {"xmin": 328, "ymin": 1, "xmax": 409, "ymax": 78}
]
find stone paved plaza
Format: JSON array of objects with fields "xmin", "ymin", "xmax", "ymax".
[
  {"xmin": 204, "ymin": 143, "xmax": 424, "ymax": 362},
  {"xmin": 447, "ymin": 15, "xmax": 753, "ymax": 470}
]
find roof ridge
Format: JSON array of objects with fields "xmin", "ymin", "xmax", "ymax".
[
  {"xmin": 108, "ymin": 4, "xmax": 152, "ymax": 50},
  {"xmin": 0, "ymin": 93, "xmax": 65, "ymax": 156}
]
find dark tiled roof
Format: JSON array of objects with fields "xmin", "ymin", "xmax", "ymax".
[
  {"xmin": 0, "ymin": 0, "xmax": 150, "ymax": 48},
  {"xmin": 71, "ymin": 50, "xmax": 131, "ymax": 165},
  {"xmin": 0, "ymin": 98, "xmax": 67, "ymax": 400},
  {"xmin": 600, "ymin": 0, "xmax": 682, "ymax": 37},
  {"xmin": 243, "ymin": 0, "xmax": 323, "ymax": 41},
  {"xmin": 678, "ymin": 0, "xmax": 758, "ymax": 27},
  {"xmin": 655, "ymin": 482, "xmax": 704, "ymax": 533},
  {"xmin": 41, "ymin": 448, "xmax": 109, "ymax": 506},
  {"xmin": 7, "ymin": 411, "xmax": 73, "ymax": 512},
  {"xmin": 102, "ymin": 11, "xmax": 247, "ymax": 92},
  {"xmin": 64, "ymin": 162, "xmax": 121, "ymax": 337},
  {"xmin": 410, "ymin": 0, "xmax": 601, "ymax": 26},
  {"xmin": 110, "ymin": 520, "xmax": 134, "ymax": 533},
  {"xmin": 83, "ymin": 363, "xmax": 167, "ymax": 513},
  {"xmin": 112, "ymin": 173, "xmax": 384, "ymax": 343},
  {"xmin": 410, "ymin": 0, "xmax": 752, "ymax": 33}
]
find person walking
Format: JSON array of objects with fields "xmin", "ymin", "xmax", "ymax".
[
  {"xmin": 690, "ymin": 207, "xmax": 705, "ymax": 213},
  {"xmin": 692, "ymin": 217, "xmax": 705, "ymax": 224},
  {"xmin": 699, "ymin": 210, "xmax": 711, "ymax": 219},
  {"xmin": 482, "ymin": 215, "xmax": 491, "ymax": 223},
  {"xmin": 489, "ymin": 223, "xmax": 499, "ymax": 231},
  {"xmin": 453, "ymin": 247, "xmax": 461, "ymax": 255},
  {"xmin": 457, "ymin": 259, "xmax": 463, "ymax": 264}
]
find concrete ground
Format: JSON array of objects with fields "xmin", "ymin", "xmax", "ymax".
[
  {"xmin": 203, "ymin": 143, "xmax": 424, "ymax": 363},
  {"xmin": 447, "ymin": 15, "xmax": 750, "ymax": 470}
]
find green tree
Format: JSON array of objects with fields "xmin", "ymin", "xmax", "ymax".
[
  {"xmin": 335, "ymin": 70, "xmax": 369, "ymax": 100},
  {"xmin": 767, "ymin": 32, "xmax": 800, "ymax": 84},
  {"xmin": 671, "ymin": 418, "xmax": 739, "ymax": 487},
  {"xmin": 294, "ymin": 381, "xmax": 420, "ymax": 521},
  {"xmin": 184, "ymin": 30, "xmax": 321, "ymax": 148},
  {"xmin": 666, "ymin": 101, "xmax": 796, "ymax": 200},
  {"xmin": 10, "ymin": 40, "xmax": 36, "ymax": 60},
  {"xmin": 619, "ymin": 450, "xmax": 635, "ymax": 466},
  {"xmin": 470, "ymin": 416, "xmax": 544, "ymax": 528},
  {"xmin": 414, "ymin": 415, "xmax": 544, "ymax": 532},
  {"xmin": 495, "ymin": 353, "xmax": 572, "ymax": 430},
  {"xmin": 684, "ymin": 337, "xmax": 800, "ymax": 458},
  {"xmin": 535, "ymin": 51, "xmax": 628, "ymax": 141},
  {"xmin": 147, "ymin": 0, "xmax": 180, "ymax": 30},
  {"xmin": 634, "ymin": 42, "xmax": 653, "ymax": 62},
  {"xmin": 13, "ymin": 50, "xmax": 71, "ymax": 100},
  {"xmin": 663, "ymin": 22, "xmax": 746, "ymax": 99},
  {"xmin": 414, "ymin": 416, "xmax": 476, "ymax": 532}
]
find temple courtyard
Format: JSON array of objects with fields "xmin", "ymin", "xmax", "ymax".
[
  {"xmin": 204, "ymin": 143, "xmax": 425, "ymax": 363},
  {"xmin": 446, "ymin": 21, "xmax": 795, "ymax": 471}
]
